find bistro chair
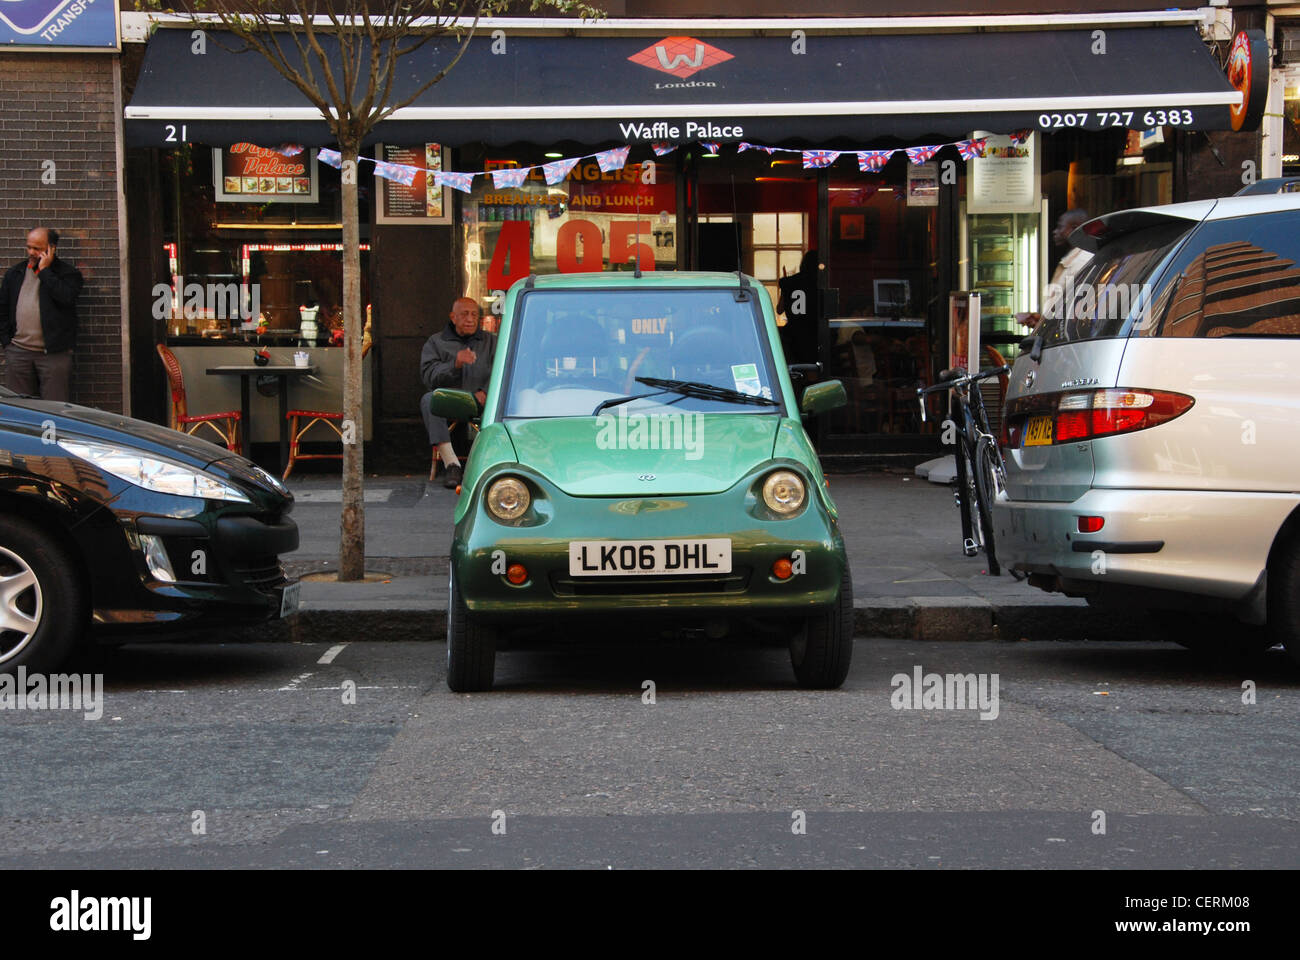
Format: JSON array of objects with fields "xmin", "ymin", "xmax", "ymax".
[
  {"xmin": 156, "ymin": 343, "xmax": 241, "ymax": 452},
  {"xmin": 283, "ymin": 342, "xmax": 371, "ymax": 480}
]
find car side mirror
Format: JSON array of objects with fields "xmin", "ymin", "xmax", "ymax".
[
  {"xmin": 800, "ymin": 379, "xmax": 847, "ymax": 416},
  {"xmin": 429, "ymin": 388, "xmax": 479, "ymax": 421}
]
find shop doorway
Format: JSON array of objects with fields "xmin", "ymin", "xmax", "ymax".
[
  {"xmin": 820, "ymin": 157, "xmax": 947, "ymax": 454},
  {"xmin": 693, "ymin": 148, "xmax": 820, "ymax": 367}
]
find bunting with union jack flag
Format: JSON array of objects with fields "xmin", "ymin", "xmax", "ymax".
[
  {"xmin": 596, "ymin": 146, "xmax": 631, "ymax": 172},
  {"xmin": 802, "ymin": 150, "xmax": 840, "ymax": 169},
  {"xmin": 957, "ymin": 138, "xmax": 988, "ymax": 160},
  {"xmin": 905, "ymin": 144, "xmax": 941, "ymax": 165},
  {"xmin": 373, "ymin": 159, "xmax": 418, "ymax": 186},
  {"xmin": 434, "ymin": 170, "xmax": 475, "ymax": 194},
  {"xmin": 857, "ymin": 150, "xmax": 894, "ymax": 172},
  {"xmin": 491, "ymin": 166, "xmax": 531, "ymax": 189}
]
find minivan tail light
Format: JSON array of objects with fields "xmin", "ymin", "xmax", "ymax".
[{"xmin": 1005, "ymin": 388, "xmax": 1194, "ymax": 446}]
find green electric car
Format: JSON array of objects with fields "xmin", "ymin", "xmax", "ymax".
[{"xmin": 429, "ymin": 271, "xmax": 851, "ymax": 691}]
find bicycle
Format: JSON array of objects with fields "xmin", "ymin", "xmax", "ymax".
[{"xmin": 917, "ymin": 365, "xmax": 1010, "ymax": 575}]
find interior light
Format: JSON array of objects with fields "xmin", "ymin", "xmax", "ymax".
[{"xmin": 544, "ymin": 152, "xmax": 563, "ymax": 158}]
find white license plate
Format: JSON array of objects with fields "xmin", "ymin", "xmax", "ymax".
[
  {"xmin": 279, "ymin": 581, "xmax": 301, "ymax": 617},
  {"xmin": 568, "ymin": 539, "xmax": 732, "ymax": 576}
]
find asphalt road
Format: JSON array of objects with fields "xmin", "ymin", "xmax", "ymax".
[{"xmin": 1, "ymin": 636, "xmax": 1297, "ymax": 869}]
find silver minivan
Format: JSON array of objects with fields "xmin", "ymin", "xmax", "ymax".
[{"xmin": 996, "ymin": 189, "xmax": 1300, "ymax": 662}]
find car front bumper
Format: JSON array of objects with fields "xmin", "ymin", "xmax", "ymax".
[
  {"xmin": 452, "ymin": 478, "xmax": 846, "ymax": 625},
  {"xmin": 994, "ymin": 487, "xmax": 1300, "ymax": 601},
  {"xmin": 83, "ymin": 507, "xmax": 300, "ymax": 634}
]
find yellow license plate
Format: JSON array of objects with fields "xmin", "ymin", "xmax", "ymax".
[{"xmin": 1024, "ymin": 415, "xmax": 1054, "ymax": 446}]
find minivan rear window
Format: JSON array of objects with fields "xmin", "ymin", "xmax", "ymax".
[
  {"xmin": 1036, "ymin": 221, "xmax": 1193, "ymax": 345},
  {"xmin": 1134, "ymin": 211, "xmax": 1300, "ymax": 338}
]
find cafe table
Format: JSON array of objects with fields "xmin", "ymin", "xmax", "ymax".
[{"xmin": 205, "ymin": 364, "xmax": 318, "ymax": 472}]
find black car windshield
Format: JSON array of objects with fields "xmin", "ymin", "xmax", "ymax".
[
  {"xmin": 502, "ymin": 288, "xmax": 780, "ymax": 418},
  {"xmin": 1037, "ymin": 221, "xmax": 1193, "ymax": 344}
]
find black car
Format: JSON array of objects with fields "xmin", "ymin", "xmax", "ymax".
[{"xmin": 0, "ymin": 387, "xmax": 299, "ymax": 673}]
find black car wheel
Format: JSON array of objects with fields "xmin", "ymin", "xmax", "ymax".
[
  {"xmin": 789, "ymin": 564, "xmax": 854, "ymax": 689},
  {"xmin": 0, "ymin": 515, "xmax": 87, "ymax": 674},
  {"xmin": 1267, "ymin": 533, "xmax": 1300, "ymax": 667},
  {"xmin": 446, "ymin": 566, "xmax": 497, "ymax": 692}
]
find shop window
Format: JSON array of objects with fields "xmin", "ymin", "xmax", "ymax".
[
  {"xmin": 159, "ymin": 143, "xmax": 368, "ymax": 341},
  {"xmin": 751, "ymin": 212, "xmax": 807, "ymax": 309},
  {"xmin": 458, "ymin": 147, "xmax": 677, "ymax": 325}
]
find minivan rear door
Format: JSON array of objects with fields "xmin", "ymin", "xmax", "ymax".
[{"xmin": 1002, "ymin": 215, "xmax": 1202, "ymax": 502}]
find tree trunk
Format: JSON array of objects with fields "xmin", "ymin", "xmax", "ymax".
[{"xmin": 338, "ymin": 141, "xmax": 365, "ymax": 581}]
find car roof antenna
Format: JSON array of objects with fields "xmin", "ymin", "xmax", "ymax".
[{"xmin": 730, "ymin": 173, "xmax": 749, "ymax": 302}]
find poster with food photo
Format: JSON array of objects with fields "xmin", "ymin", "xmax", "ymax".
[{"xmin": 213, "ymin": 146, "xmax": 320, "ymax": 203}]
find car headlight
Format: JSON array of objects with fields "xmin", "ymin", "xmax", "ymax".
[
  {"xmin": 486, "ymin": 476, "xmax": 530, "ymax": 521},
  {"xmin": 58, "ymin": 439, "xmax": 251, "ymax": 503},
  {"xmin": 762, "ymin": 470, "xmax": 806, "ymax": 516}
]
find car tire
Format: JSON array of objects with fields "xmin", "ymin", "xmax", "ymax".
[
  {"xmin": 446, "ymin": 566, "xmax": 496, "ymax": 692},
  {"xmin": 789, "ymin": 564, "xmax": 853, "ymax": 689},
  {"xmin": 1159, "ymin": 611, "xmax": 1276, "ymax": 657},
  {"xmin": 1267, "ymin": 534, "xmax": 1300, "ymax": 667},
  {"xmin": 0, "ymin": 515, "xmax": 88, "ymax": 675}
]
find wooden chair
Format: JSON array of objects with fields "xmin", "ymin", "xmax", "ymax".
[
  {"xmin": 156, "ymin": 343, "xmax": 240, "ymax": 452},
  {"xmin": 283, "ymin": 342, "xmax": 370, "ymax": 480}
]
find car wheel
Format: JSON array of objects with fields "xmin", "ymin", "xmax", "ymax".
[
  {"xmin": 1267, "ymin": 534, "xmax": 1300, "ymax": 667},
  {"xmin": 0, "ymin": 515, "xmax": 87, "ymax": 675},
  {"xmin": 1160, "ymin": 611, "xmax": 1276, "ymax": 657},
  {"xmin": 789, "ymin": 564, "xmax": 853, "ymax": 689},
  {"xmin": 446, "ymin": 565, "xmax": 496, "ymax": 692}
]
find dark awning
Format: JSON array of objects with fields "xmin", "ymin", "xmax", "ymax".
[{"xmin": 125, "ymin": 25, "xmax": 1241, "ymax": 149}]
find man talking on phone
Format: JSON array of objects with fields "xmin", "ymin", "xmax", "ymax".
[{"xmin": 0, "ymin": 227, "xmax": 84, "ymax": 401}]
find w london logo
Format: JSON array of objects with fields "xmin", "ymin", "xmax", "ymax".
[{"xmin": 628, "ymin": 36, "xmax": 734, "ymax": 79}]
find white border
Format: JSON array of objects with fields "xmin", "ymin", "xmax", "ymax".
[{"xmin": 119, "ymin": 10, "xmax": 1213, "ymax": 42}]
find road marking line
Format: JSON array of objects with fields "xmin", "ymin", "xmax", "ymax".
[
  {"xmin": 278, "ymin": 671, "xmax": 314, "ymax": 691},
  {"xmin": 317, "ymin": 644, "xmax": 348, "ymax": 665}
]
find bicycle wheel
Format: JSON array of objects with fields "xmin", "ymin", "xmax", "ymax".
[
  {"xmin": 956, "ymin": 442, "xmax": 983, "ymax": 558},
  {"xmin": 973, "ymin": 438, "xmax": 1002, "ymax": 575}
]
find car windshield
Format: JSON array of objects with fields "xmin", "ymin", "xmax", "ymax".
[{"xmin": 501, "ymin": 287, "xmax": 781, "ymax": 418}]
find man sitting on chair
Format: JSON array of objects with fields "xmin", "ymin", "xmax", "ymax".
[{"xmin": 420, "ymin": 296, "xmax": 495, "ymax": 488}]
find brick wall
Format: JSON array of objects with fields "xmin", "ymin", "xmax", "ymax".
[{"xmin": 0, "ymin": 53, "xmax": 123, "ymax": 412}]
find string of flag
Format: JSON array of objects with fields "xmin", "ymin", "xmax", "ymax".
[{"xmin": 285, "ymin": 129, "xmax": 1032, "ymax": 191}]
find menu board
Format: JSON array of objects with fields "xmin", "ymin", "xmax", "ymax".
[
  {"xmin": 376, "ymin": 143, "xmax": 452, "ymax": 224},
  {"xmin": 212, "ymin": 146, "xmax": 318, "ymax": 203},
  {"xmin": 968, "ymin": 132, "xmax": 1039, "ymax": 214}
]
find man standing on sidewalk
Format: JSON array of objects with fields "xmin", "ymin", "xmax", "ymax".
[
  {"xmin": 420, "ymin": 296, "xmax": 495, "ymax": 488},
  {"xmin": 0, "ymin": 227, "xmax": 84, "ymax": 401}
]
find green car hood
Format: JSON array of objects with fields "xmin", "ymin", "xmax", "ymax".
[{"xmin": 504, "ymin": 414, "xmax": 779, "ymax": 496}]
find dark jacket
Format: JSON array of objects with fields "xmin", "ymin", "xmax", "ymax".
[
  {"xmin": 0, "ymin": 257, "xmax": 84, "ymax": 354},
  {"xmin": 420, "ymin": 324, "xmax": 496, "ymax": 395}
]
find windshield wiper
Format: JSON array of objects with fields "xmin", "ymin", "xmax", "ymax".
[
  {"xmin": 634, "ymin": 376, "xmax": 778, "ymax": 407},
  {"xmin": 591, "ymin": 388, "xmax": 671, "ymax": 416}
]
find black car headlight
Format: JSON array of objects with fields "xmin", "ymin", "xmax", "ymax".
[
  {"xmin": 59, "ymin": 439, "xmax": 252, "ymax": 503},
  {"xmin": 486, "ymin": 476, "xmax": 531, "ymax": 521},
  {"xmin": 761, "ymin": 469, "xmax": 806, "ymax": 516}
]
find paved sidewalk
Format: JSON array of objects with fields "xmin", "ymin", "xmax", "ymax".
[{"xmin": 268, "ymin": 469, "xmax": 1133, "ymax": 643}]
